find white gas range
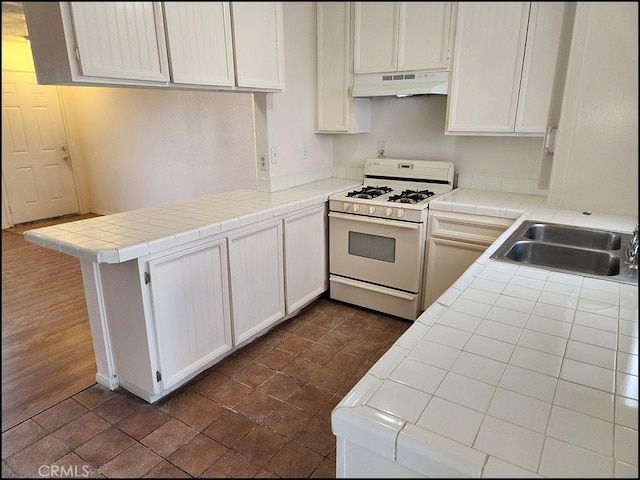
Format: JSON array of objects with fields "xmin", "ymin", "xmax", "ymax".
[{"xmin": 328, "ymin": 158, "xmax": 455, "ymax": 320}]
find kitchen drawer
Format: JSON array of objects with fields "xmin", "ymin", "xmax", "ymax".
[{"xmin": 428, "ymin": 211, "xmax": 514, "ymax": 246}]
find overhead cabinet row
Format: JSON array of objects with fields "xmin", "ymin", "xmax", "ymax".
[
  {"xmin": 24, "ymin": 1, "xmax": 284, "ymax": 91},
  {"xmin": 317, "ymin": 1, "xmax": 566, "ymax": 137}
]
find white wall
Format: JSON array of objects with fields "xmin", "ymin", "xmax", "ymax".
[
  {"xmin": 61, "ymin": 87, "xmax": 257, "ymax": 214},
  {"xmin": 332, "ymin": 94, "xmax": 546, "ymax": 193},
  {"xmin": 547, "ymin": 2, "xmax": 638, "ymax": 218}
]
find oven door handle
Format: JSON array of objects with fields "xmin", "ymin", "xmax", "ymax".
[
  {"xmin": 328, "ymin": 212, "xmax": 420, "ymax": 230},
  {"xmin": 330, "ymin": 276, "xmax": 417, "ymax": 301}
]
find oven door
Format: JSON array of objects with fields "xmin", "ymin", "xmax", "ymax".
[{"xmin": 329, "ymin": 211, "xmax": 425, "ymax": 293}]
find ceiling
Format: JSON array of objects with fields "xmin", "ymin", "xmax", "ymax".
[{"xmin": 2, "ymin": 1, "xmax": 28, "ymax": 43}]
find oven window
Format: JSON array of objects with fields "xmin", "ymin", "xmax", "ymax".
[{"xmin": 348, "ymin": 232, "xmax": 396, "ymax": 263}]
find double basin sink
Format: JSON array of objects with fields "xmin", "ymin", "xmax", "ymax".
[{"xmin": 491, "ymin": 221, "xmax": 638, "ymax": 285}]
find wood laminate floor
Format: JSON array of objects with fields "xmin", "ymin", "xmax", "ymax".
[{"xmin": 1, "ymin": 215, "xmax": 412, "ymax": 477}]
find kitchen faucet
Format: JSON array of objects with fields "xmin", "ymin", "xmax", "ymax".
[{"xmin": 625, "ymin": 224, "xmax": 639, "ymax": 269}]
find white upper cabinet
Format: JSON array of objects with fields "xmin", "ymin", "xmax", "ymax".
[
  {"xmin": 70, "ymin": 2, "xmax": 170, "ymax": 82},
  {"xmin": 316, "ymin": 2, "xmax": 370, "ymax": 133},
  {"xmin": 231, "ymin": 2, "xmax": 285, "ymax": 91},
  {"xmin": 354, "ymin": 2, "xmax": 452, "ymax": 74},
  {"xmin": 446, "ymin": 2, "xmax": 565, "ymax": 136},
  {"xmin": 24, "ymin": 1, "xmax": 285, "ymax": 92},
  {"xmin": 163, "ymin": 2, "xmax": 235, "ymax": 87}
]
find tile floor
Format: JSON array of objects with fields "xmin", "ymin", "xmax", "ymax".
[{"xmin": 1, "ymin": 297, "xmax": 411, "ymax": 478}]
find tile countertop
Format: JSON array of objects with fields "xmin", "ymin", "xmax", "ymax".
[
  {"xmin": 22, "ymin": 178, "xmax": 362, "ymax": 264},
  {"xmin": 332, "ymin": 188, "xmax": 639, "ymax": 478}
]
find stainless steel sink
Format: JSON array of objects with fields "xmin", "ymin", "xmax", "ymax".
[
  {"xmin": 491, "ymin": 221, "xmax": 638, "ymax": 285},
  {"xmin": 504, "ymin": 241, "xmax": 620, "ymax": 277},
  {"xmin": 522, "ymin": 223, "xmax": 621, "ymax": 250}
]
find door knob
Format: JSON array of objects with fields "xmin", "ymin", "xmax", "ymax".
[{"xmin": 62, "ymin": 155, "xmax": 71, "ymax": 161}]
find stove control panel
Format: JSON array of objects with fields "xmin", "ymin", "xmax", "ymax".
[{"xmin": 330, "ymin": 200, "xmax": 426, "ymax": 223}]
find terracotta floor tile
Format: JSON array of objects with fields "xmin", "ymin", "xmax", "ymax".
[
  {"xmin": 294, "ymin": 416, "xmax": 336, "ymax": 456},
  {"xmin": 2, "ymin": 420, "xmax": 47, "ymax": 459},
  {"xmin": 263, "ymin": 403, "xmax": 313, "ymax": 437},
  {"xmin": 32, "ymin": 399, "xmax": 88, "ymax": 433},
  {"xmin": 100, "ymin": 443, "xmax": 163, "ymax": 478},
  {"xmin": 156, "ymin": 388, "xmax": 203, "ymax": 417},
  {"xmin": 206, "ymin": 379, "xmax": 253, "ymax": 409},
  {"xmin": 142, "ymin": 459, "xmax": 191, "ymax": 478},
  {"xmin": 141, "ymin": 418, "xmax": 198, "ymax": 458},
  {"xmin": 189, "ymin": 370, "xmax": 230, "ymax": 398},
  {"xmin": 115, "ymin": 405, "xmax": 171, "ymax": 440},
  {"xmin": 277, "ymin": 335, "xmax": 314, "ymax": 355},
  {"xmin": 233, "ymin": 390, "xmax": 282, "ymax": 422},
  {"xmin": 168, "ymin": 433, "xmax": 228, "ymax": 477},
  {"xmin": 174, "ymin": 395, "xmax": 225, "ymax": 431},
  {"xmin": 287, "ymin": 384, "xmax": 333, "ymax": 415},
  {"xmin": 233, "ymin": 362, "xmax": 276, "ymax": 387},
  {"xmin": 201, "ymin": 410, "xmax": 255, "ymax": 448},
  {"xmin": 311, "ymin": 456, "xmax": 337, "ymax": 478},
  {"xmin": 50, "ymin": 452, "xmax": 101, "ymax": 478},
  {"xmin": 4, "ymin": 435, "xmax": 70, "ymax": 477},
  {"xmin": 5, "ymin": 298, "xmax": 412, "ymax": 479},
  {"xmin": 201, "ymin": 451, "xmax": 261, "ymax": 478},
  {"xmin": 93, "ymin": 391, "xmax": 145, "ymax": 424},
  {"xmin": 317, "ymin": 331, "xmax": 352, "ymax": 350},
  {"xmin": 300, "ymin": 343, "xmax": 339, "ymax": 365},
  {"xmin": 234, "ymin": 425, "xmax": 287, "ymax": 466},
  {"xmin": 258, "ymin": 372, "xmax": 303, "ymax": 401},
  {"xmin": 281, "ymin": 357, "xmax": 322, "ymax": 383},
  {"xmin": 325, "ymin": 351, "xmax": 367, "ymax": 377},
  {"xmin": 72, "ymin": 384, "xmax": 115, "ymax": 410},
  {"xmin": 307, "ymin": 366, "xmax": 351, "ymax": 394},
  {"xmin": 255, "ymin": 347, "xmax": 295, "ymax": 370},
  {"xmin": 74, "ymin": 426, "xmax": 135, "ymax": 467},
  {"xmin": 51, "ymin": 412, "xmax": 111, "ymax": 449},
  {"xmin": 264, "ymin": 440, "xmax": 323, "ymax": 478}
]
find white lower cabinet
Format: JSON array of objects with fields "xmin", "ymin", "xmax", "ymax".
[
  {"xmin": 100, "ymin": 237, "xmax": 232, "ymax": 402},
  {"xmin": 284, "ymin": 205, "xmax": 328, "ymax": 314},
  {"xmin": 422, "ymin": 211, "xmax": 513, "ymax": 310},
  {"xmin": 227, "ymin": 219, "xmax": 286, "ymax": 346}
]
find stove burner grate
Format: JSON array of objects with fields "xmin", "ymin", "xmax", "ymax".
[
  {"xmin": 346, "ymin": 185, "xmax": 392, "ymax": 199},
  {"xmin": 387, "ymin": 189, "xmax": 435, "ymax": 204}
]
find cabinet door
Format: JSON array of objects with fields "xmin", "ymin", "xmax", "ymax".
[
  {"xmin": 353, "ymin": 2, "xmax": 400, "ymax": 74},
  {"xmin": 515, "ymin": 2, "xmax": 565, "ymax": 133},
  {"xmin": 397, "ymin": 2, "xmax": 451, "ymax": 71},
  {"xmin": 231, "ymin": 2, "xmax": 285, "ymax": 90},
  {"xmin": 228, "ymin": 220, "xmax": 285, "ymax": 345},
  {"xmin": 146, "ymin": 238, "xmax": 232, "ymax": 391},
  {"xmin": 284, "ymin": 205, "xmax": 328, "ymax": 314},
  {"xmin": 316, "ymin": 2, "xmax": 370, "ymax": 133},
  {"xmin": 69, "ymin": 2, "xmax": 170, "ymax": 82},
  {"xmin": 447, "ymin": 2, "xmax": 530, "ymax": 133},
  {"xmin": 163, "ymin": 2, "xmax": 235, "ymax": 87}
]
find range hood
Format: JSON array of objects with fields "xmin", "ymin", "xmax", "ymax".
[{"xmin": 351, "ymin": 71, "xmax": 448, "ymax": 97}]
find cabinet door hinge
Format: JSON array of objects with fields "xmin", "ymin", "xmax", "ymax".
[
  {"xmin": 74, "ymin": 47, "xmax": 80, "ymax": 62},
  {"xmin": 156, "ymin": 370, "xmax": 162, "ymax": 382},
  {"xmin": 144, "ymin": 272, "xmax": 151, "ymax": 284}
]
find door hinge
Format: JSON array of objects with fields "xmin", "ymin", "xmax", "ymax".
[
  {"xmin": 144, "ymin": 272, "xmax": 151, "ymax": 284},
  {"xmin": 156, "ymin": 370, "xmax": 161, "ymax": 382},
  {"xmin": 74, "ymin": 47, "xmax": 80, "ymax": 62}
]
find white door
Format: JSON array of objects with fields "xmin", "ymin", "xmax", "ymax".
[{"xmin": 1, "ymin": 70, "xmax": 79, "ymax": 224}]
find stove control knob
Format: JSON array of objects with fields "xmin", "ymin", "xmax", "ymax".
[
  {"xmin": 369, "ymin": 206, "xmax": 376, "ymax": 215},
  {"xmin": 343, "ymin": 202, "xmax": 350, "ymax": 211},
  {"xmin": 385, "ymin": 208, "xmax": 393, "ymax": 217},
  {"xmin": 353, "ymin": 204, "xmax": 360, "ymax": 212},
  {"xmin": 397, "ymin": 209, "xmax": 405, "ymax": 218}
]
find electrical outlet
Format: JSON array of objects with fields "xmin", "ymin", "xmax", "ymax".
[
  {"xmin": 258, "ymin": 153, "xmax": 268, "ymax": 171},
  {"xmin": 378, "ymin": 141, "xmax": 387, "ymax": 158},
  {"xmin": 303, "ymin": 143, "xmax": 309, "ymax": 161},
  {"xmin": 270, "ymin": 146, "xmax": 279, "ymax": 164}
]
